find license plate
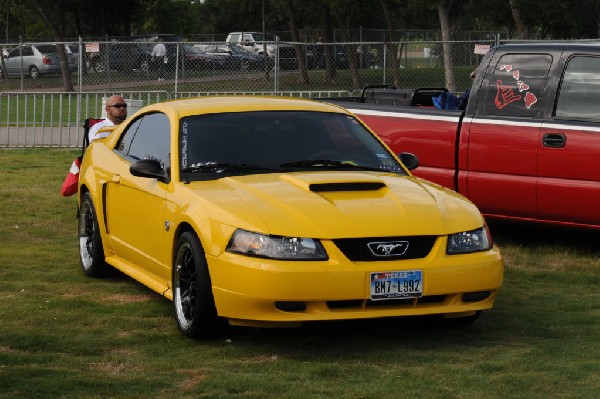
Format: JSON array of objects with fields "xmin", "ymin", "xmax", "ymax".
[{"xmin": 370, "ymin": 270, "xmax": 423, "ymax": 300}]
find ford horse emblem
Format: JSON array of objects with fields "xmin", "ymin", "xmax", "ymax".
[{"xmin": 367, "ymin": 241, "xmax": 409, "ymax": 257}]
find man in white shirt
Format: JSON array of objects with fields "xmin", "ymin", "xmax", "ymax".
[
  {"xmin": 151, "ymin": 41, "xmax": 167, "ymax": 80},
  {"xmin": 87, "ymin": 95, "xmax": 128, "ymax": 143}
]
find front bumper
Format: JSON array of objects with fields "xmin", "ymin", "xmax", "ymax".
[{"xmin": 208, "ymin": 237, "xmax": 504, "ymax": 326}]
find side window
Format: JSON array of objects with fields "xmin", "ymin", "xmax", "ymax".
[
  {"xmin": 116, "ymin": 117, "xmax": 143, "ymax": 155},
  {"xmin": 228, "ymin": 34, "xmax": 239, "ymax": 44},
  {"xmin": 484, "ymin": 53, "xmax": 552, "ymax": 117},
  {"xmin": 8, "ymin": 48, "xmax": 20, "ymax": 58},
  {"xmin": 555, "ymin": 56, "xmax": 600, "ymax": 121},
  {"xmin": 117, "ymin": 112, "xmax": 171, "ymax": 172},
  {"xmin": 21, "ymin": 47, "xmax": 34, "ymax": 56}
]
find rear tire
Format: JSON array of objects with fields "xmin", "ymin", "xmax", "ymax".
[
  {"xmin": 93, "ymin": 61, "xmax": 105, "ymax": 73},
  {"xmin": 78, "ymin": 192, "xmax": 107, "ymax": 277},
  {"xmin": 29, "ymin": 66, "xmax": 39, "ymax": 79},
  {"xmin": 173, "ymin": 231, "xmax": 223, "ymax": 339}
]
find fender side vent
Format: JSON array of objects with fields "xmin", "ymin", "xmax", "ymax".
[{"xmin": 309, "ymin": 182, "xmax": 386, "ymax": 192}]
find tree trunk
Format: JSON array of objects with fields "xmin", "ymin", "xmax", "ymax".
[
  {"xmin": 437, "ymin": 3, "xmax": 456, "ymax": 92},
  {"xmin": 508, "ymin": 0, "xmax": 529, "ymax": 39},
  {"xmin": 341, "ymin": 13, "xmax": 362, "ymax": 89},
  {"xmin": 322, "ymin": 3, "xmax": 336, "ymax": 84},
  {"xmin": 262, "ymin": 0, "xmax": 271, "ymax": 80},
  {"xmin": 380, "ymin": 0, "xmax": 400, "ymax": 87},
  {"xmin": 32, "ymin": 0, "xmax": 74, "ymax": 92},
  {"xmin": 285, "ymin": 0, "xmax": 309, "ymax": 84}
]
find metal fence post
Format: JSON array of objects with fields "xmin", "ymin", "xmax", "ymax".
[
  {"xmin": 19, "ymin": 36, "xmax": 23, "ymax": 91},
  {"xmin": 174, "ymin": 43, "xmax": 180, "ymax": 96},
  {"xmin": 274, "ymin": 36, "xmax": 280, "ymax": 93}
]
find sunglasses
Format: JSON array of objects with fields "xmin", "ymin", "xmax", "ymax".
[{"xmin": 107, "ymin": 103, "xmax": 128, "ymax": 109}]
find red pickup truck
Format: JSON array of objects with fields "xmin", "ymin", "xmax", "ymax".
[{"xmin": 329, "ymin": 43, "xmax": 600, "ymax": 230}]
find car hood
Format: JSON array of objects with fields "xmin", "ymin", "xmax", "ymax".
[{"xmin": 185, "ymin": 171, "xmax": 483, "ymax": 238}]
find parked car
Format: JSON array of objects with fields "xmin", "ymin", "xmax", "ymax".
[
  {"xmin": 328, "ymin": 43, "xmax": 600, "ymax": 230},
  {"xmin": 87, "ymin": 42, "xmax": 151, "ymax": 73},
  {"xmin": 305, "ymin": 44, "xmax": 375, "ymax": 70},
  {"xmin": 226, "ymin": 32, "xmax": 297, "ymax": 69},
  {"xmin": 65, "ymin": 43, "xmax": 81, "ymax": 67},
  {"xmin": 194, "ymin": 44, "xmax": 266, "ymax": 70},
  {"xmin": 179, "ymin": 44, "xmax": 213, "ymax": 70},
  {"xmin": 77, "ymin": 96, "xmax": 504, "ymax": 339},
  {"xmin": 1, "ymin": 44, "xmax": 76, "ymax": 79}
]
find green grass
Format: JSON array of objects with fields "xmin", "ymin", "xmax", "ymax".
[{"xmin": 1, "ymin": 149, "xmax": 598, "ymax": 399}]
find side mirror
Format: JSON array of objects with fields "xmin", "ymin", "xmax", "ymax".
[
  {"xmin": 130, "ymin": 159, "xmax": 170, "ymax": 183},
  {"xmin": 398, "ymin": 152, "xmax": 419, "ymax": 171}
]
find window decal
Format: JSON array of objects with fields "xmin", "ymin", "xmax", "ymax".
[
  {"xmin": 495, "ymin": 80, "xmax": 522, "ymax": 109},
  {"xmin": 524, "ymin": 92, "xmax": 538, "ymax": 109},
  {"xmin": 496, "ymin": 64, "xmax": 538, "ymax": 110}
]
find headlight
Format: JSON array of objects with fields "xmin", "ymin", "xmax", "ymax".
[
  {"xmin": 226, "ymin": 229, "xmax": 328, "ymax": 260},
  {"xmin": 446, "ymin": 226, "xmax": 492, "ymax": 254}
]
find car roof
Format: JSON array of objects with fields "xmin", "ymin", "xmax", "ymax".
[{"xmin": 140, "ymin": 96, "xmax": 349, "ymax": 119}]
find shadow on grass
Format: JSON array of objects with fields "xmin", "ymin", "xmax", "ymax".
[{"xmin": 488, "ymin": 219, "xmax": 600, "ymax": 255}]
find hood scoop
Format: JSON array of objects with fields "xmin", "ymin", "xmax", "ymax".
[{"xmin": 309, "ymin": 182, "xmax": 386, "ymax": 192}]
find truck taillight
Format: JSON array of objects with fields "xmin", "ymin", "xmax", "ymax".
[{"xmin": 42, "ymin": 56, "xmax": 52, "ymax": 65}]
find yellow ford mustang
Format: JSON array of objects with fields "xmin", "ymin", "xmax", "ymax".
[{"xmin": 77, "ymin": 96, "xmax": 503, "ymax": 339}]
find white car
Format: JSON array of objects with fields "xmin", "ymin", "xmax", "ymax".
[{"xmin": 1, "ymin": 44, "xmax": 76, "ymax": 78}]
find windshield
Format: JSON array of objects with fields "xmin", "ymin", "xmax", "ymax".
[
  {"xmin": 36, "ymin": 45, "xmax": 58, "ymax": 54},
  {"xmin": 184, "ymin": 45, "xmax": 202, "ymax": 54},
  {"xmin": 246, "ymin": 33, "xmax": 275, "ymax": 42},
  {"xmin": 179, "ymin": 111, "xmax": 405, "ymax": 181}
]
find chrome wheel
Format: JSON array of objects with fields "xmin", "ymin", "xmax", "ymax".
[
  {"xmin": 78, "ymin": 192, "xmax": 106, "ymax": 277},
  {"xmin": 174, "ymin": 241, "xmax": 197, "ymax": 331}
]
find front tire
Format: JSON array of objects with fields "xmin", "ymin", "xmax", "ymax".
[
  {"xmin": 78, "ymin": 192, "xmax": 107, "ymax": 277},
  {"xmin": 173, "ymin": 231, "xmax": 222, "ymax": 339}
]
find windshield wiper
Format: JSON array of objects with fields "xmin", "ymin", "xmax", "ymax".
[
  {"xmin": 182, "ymin": 162, "xmax": 280, "ymax": 173},
  {"xmin": 279, "ymin": 159, "xmax": 388, "ymax": 172}
]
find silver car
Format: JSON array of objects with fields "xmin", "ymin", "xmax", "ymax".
[{"xmin": 1, "ymin": 44, "xmax": 76, "ymax": 79}]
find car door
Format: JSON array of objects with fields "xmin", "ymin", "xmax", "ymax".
[
  {"xmin": 464, "ymin": 52, "xmax": 553, "ymax": 219},
  {"xmin": 538, "ymin": 55, "xmax": 600, "ymax": 227},
  {"xmin": 5, "ymin": 46, "xmax": 32, "ymax": 75},
  {"xmin": 105, "ymin": 112, "xmax": 172, "ymax": 282}
]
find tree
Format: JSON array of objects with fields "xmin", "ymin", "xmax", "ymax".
[
  {"xmin": 380, "ymin": 0, "xmax": 401, "ymax": 87},
  {"xmin": 285, "ymin": 0, "xmax": 309, "ymax": 84},
  {"xmin": 436, "ymin": 1, "xmax": 456, "ymax": 92},
  {"xmin": 508, "ymin": 0, "xmax": 529, "ymax": 39},
  {"xmin": 31, "ymin": 0, "xmax": 73, "ymax": 91}
]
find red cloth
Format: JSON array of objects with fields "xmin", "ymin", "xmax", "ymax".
[{"xmin": 60, "ymin": 157, "xmax": 81, "ymax": 197}]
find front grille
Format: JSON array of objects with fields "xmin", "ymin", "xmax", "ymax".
[
  {"xmin": 333, "ymin": 236, "xmax": 437, "ymax": 261},
  {"xmin": 326, "ymin": 295, "xmax": 446, "ymax": 310}
]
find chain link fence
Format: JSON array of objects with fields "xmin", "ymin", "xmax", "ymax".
[{"xmin": 1, "ymin": 38, "xmax": 495, "ymax": 147}]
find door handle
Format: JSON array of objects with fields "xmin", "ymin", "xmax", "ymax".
[
  {"xmin": 111, "ymin": 174, "xmax": 121, "ymax": 183},
  {"xmin": 542, "ymin": 133, "xmax": 566, "ymax": 148}
]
